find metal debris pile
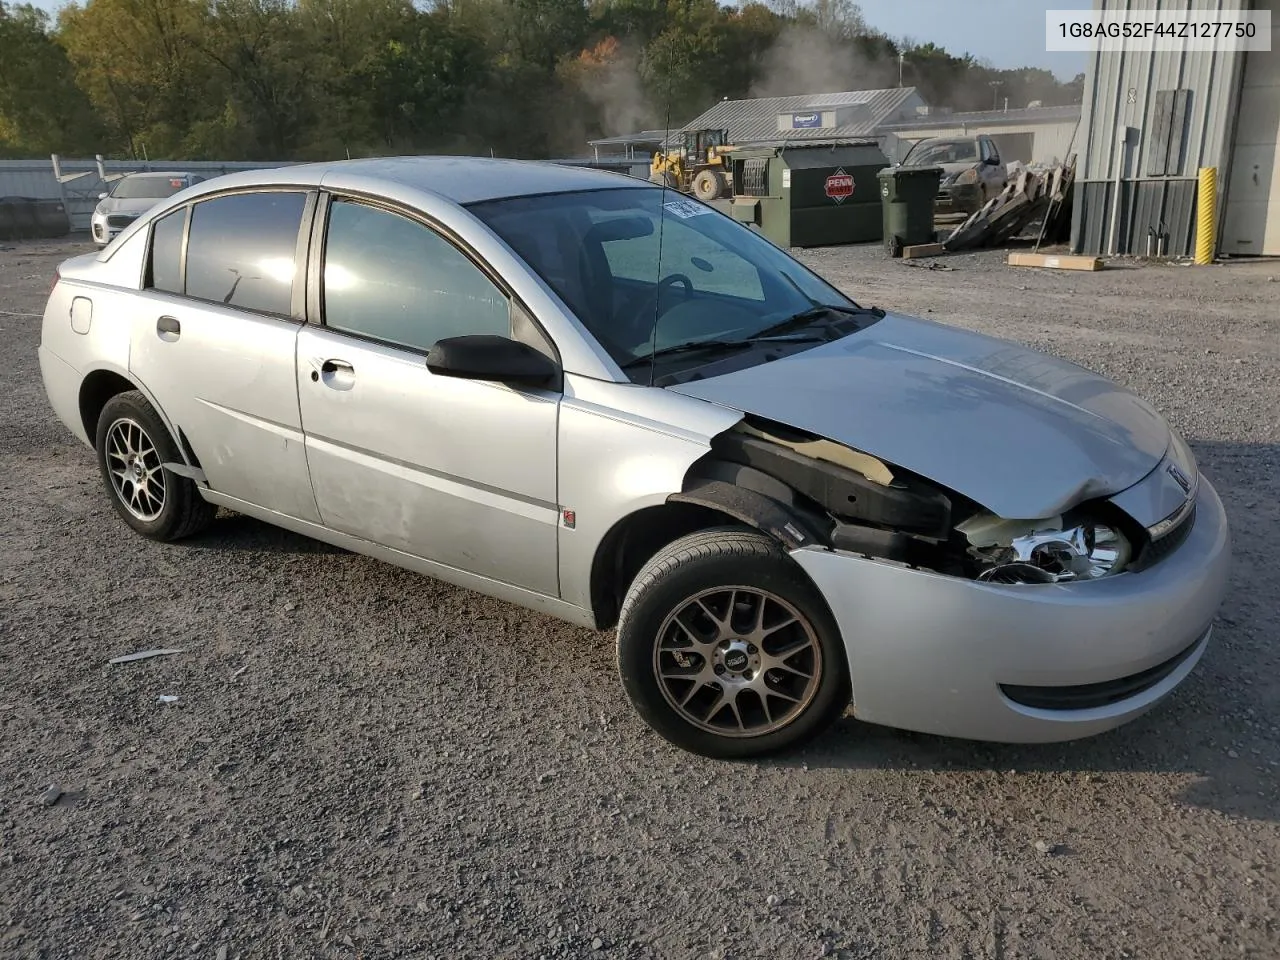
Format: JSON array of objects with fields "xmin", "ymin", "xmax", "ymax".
[{"xmin": 943, "ymin": 156, "xmax": 1076, "ymax": 252}]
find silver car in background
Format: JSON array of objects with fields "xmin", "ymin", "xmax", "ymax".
[
  {"xmin": 901, "ymin": 135, "xmax": 1008, "ymax": 214},
  {"xmin": 91, "ymin": 171, "xmax": 206, "ymax": 246},
  {"xmin": 39, "ymin": 158, "xmax": 1230, "ymax": 758}
]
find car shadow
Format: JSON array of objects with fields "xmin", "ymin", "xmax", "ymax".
[{"xmin": 184, "ymin": 511, "xmax": 346, "ymax": 556}]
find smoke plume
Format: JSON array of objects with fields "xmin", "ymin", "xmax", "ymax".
[{"xmin": 749, "ymin": 25, "xmax": 896, "ymax": 99}]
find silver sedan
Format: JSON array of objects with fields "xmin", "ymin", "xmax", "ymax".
[{"xmin": 38, "ymin": 158, "xmax": 1230, "ymax": 758}]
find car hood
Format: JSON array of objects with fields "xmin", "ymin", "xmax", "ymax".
[
  {"xmin": 98, "ymin": 197, "xmax": 162, "ymax": 217},
  {"xmin": 669, "ymin": 313, "xmax": 1172, "ymax": 519}
]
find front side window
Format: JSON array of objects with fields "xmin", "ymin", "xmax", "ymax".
[
  {"xmin": 147, "ymin": 207, "xmax": 186, "ymax": 295},
  {"xmin": 470, "ymin": 187, "xmax": 855, "ymax": 374},
  {"xmin": 184, "ymin": 191, "xmax": 306, "ymax": 315},
  {"xmin": 321, "ymin": 200, "xmax": 510, "ymax": 353}
]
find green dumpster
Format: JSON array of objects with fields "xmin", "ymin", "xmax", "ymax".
[
  {"xmin": 877, "ymin": 164, "xmax": 943, "ymax": 256},
  {"xmin": 726, "ymin": 141, "xmax": 890, "ymax": 248}
]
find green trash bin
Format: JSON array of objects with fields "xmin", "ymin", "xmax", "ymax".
[
  {"xmin": 877, "ymin": 165, "xmax": 942, "ymax": 257},
  {"xmin": 727, "ymin": 141, "xmax": 890, "ymax": 248}
]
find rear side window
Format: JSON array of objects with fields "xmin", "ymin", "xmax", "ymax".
[
  {"xmin": 185, "ymin": 192, "xmax": 307, "ymax": 315},
  {"xmin": 147, "ymin": 208, "xmax": 186, "ymax": 295}
]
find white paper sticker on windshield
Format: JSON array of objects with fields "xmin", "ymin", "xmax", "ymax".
[{"xmin": 663, "ymin": 199, "xmax": 713, "ymax": 219}]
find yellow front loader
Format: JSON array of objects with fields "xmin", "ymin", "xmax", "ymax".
[{"xmin": 650, "ymin": 128, "xmax": 737, "ymax": 201}]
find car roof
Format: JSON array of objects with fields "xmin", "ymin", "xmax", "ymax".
[
  {"xmin": 121, "ymin": 170, "xmax": 201, "ymax": 179},
  {"xmin": 183, "ymin": 156, "xmax": 646, "ymax": 206}
]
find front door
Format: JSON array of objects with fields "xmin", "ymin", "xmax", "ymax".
[
  {"xmin": 296, "ymin": 196, "xmax": 561, "ymax": 596},
  {"xmin": 129, "ymin": 190, "xmax": 321, "ymax": 523}
]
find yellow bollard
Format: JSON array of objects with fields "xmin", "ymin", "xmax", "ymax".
[{"xmin": 1195, "ymin": 166, "xmax": 1217, "ymax": 264}]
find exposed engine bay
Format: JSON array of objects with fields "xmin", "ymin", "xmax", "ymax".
[{"xmin": 681, "ymin": 417, "xmax": 1143, "ymax": 584}]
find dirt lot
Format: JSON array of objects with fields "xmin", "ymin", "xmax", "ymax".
[{"xmin": 1, "ymin": 237, "xmax": 1277, "ymax": 959}]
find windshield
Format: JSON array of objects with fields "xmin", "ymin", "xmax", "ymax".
[
  {"xmin": 902, "ymin": 139, "xmax": 978, "ymax": 165},
  {"xmin": 469, "ymin": 187, "xmax": 856, "ymax": 377},
  {"xmin": 110, "ymin": 176, "xmax": 191, "ymax": 200}
]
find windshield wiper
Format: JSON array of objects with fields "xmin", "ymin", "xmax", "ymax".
[
  {"xmin": 621, "ymin": 333, "xmax": 826, "ymax": 369},
  {"xmin": 749, "ymin": 302, "xmax": 885, "ymax": 341}
]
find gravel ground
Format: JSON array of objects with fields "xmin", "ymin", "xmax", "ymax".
[{"xmin": 1, "ymin": 237, "xmax": 1278, "ymax": 960}]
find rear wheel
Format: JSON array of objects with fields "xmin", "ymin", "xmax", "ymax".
[
  {"xmin": 95, "ymin": 390, "xmax": 216, "ymax": 541},
  {"xmin": 617, "ymin": 527, "xmax": 850, "ymax": 758}
]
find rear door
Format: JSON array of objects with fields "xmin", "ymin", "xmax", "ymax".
[
  {"xmin": 295, "ymin": 195, "xmax": 561, "ymax": 595},
  {"xmin": 129, "ymin": 189, "xmax": 321, "ymax": 522}
]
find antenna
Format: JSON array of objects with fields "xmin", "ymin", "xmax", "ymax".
[{"xmin": 648, "ymin": 85, "xmax": 674, "ymax": 387}]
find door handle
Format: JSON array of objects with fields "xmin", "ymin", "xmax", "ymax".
[
  {"xmin": 312, "ymin": 358, "xmax": 356, "ymax": 390},
  {"xmin": 156, "ymin": 315, "xmax": 180, "ymax": 341}
]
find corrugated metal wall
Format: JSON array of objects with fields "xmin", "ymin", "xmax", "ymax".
[
  {"xmin": 1072, "ymin": 0, "xmax": 1251, "ymax": 254},
  {"xmin": 1076, "ymin": 178, "xmax": 1199, "ymax": 256},
  {"xmin": 0, "ymin": 158, "xmax": 293, "ymax": 230}
]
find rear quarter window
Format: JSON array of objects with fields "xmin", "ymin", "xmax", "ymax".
[{"xmin": 146, "ymin": 207, "xmax": 187, "ymax": 295}]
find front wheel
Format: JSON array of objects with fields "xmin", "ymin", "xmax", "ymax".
[{"xmin": 617, "ymin": 527, "xmax": 850, "ymax": 758}]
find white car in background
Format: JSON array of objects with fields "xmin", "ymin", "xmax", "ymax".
[{"xmin": 91, "ymin": 172, "xmax": 207, "ymax": 246}]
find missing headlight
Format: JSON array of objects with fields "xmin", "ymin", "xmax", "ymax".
[
  {"xmin": 958, "ymin": 514, "xmax": 1132, "ymax": 584},
  {"xmin": 1009, "ymin": 523, "xmax": 1131, "ymax": 581}
]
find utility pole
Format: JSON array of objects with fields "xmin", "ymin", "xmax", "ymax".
[
  {"xmin": 989, "ymin": 80, "xmax": 1003, "ymax": 111},
  {"xmin": 898, "ymin": 52, "xmax": 905, "ymax": 87}
]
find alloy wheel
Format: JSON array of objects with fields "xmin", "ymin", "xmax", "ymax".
[
  {"xmin": 104, "ymin": 417, "xmax": 166, "ymax": 522},
  {"xmin": 654, "ymin": 586, "xmax": 823, "ymax": 737}
]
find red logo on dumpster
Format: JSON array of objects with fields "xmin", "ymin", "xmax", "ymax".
[{"xmin": 825, "ymin": 169, "xmax": 855, "ymax": 203}]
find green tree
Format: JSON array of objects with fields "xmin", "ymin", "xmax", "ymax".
[
  {"xmin": 59, "ymin": 0, "xmax": 214, "ymax": 158},
  {"xmin": 0, "ymin": 2, "xmax": 101, "ymax": 155},
  {"xmin": 355, "ymin": 7, "xmax": 487, "ymax": 151},
  {"xmin": 189, "ymin": 0, "xmax": 311, "ymax": 158}
]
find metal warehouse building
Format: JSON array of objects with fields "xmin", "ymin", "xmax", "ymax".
[
  {"xmin": 1073, "ymin": 0, "xmax": 1279, "ymax": 257},
  {"xmin": 879, "ymin": 105, "xmax": 1082, "ymax": 166},
  {"xmin": 679, "ymin": 87, "xmax": 925, "ymax": 143}
]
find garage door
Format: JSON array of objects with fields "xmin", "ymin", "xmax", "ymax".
[{"xmin": 1222, "ymin": 2, "xmax": 1279, "ymax": 256}]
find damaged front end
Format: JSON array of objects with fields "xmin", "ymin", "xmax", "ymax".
[{"xmin": 674, "ymin": 417, "xmax": 1149, "ymax": 586}]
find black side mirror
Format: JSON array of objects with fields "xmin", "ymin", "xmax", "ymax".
[{"xmin": 426, "ymin": 335, "xmax": 558, "ymax": 387}]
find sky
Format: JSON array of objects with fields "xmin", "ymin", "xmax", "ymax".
[
  {"xmin": 23, "ymin": 0, "xmax": 1091, "ymax": 82},
  {"xmin": 855, "ymin": 0, "xmax": 1089, "ymax": 80}
]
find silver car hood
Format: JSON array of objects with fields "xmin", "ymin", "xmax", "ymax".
[
  {"xmin": 99, "ymin": 197, "xmax": 161, "ymax": 217},
  {"xmin": 669, "ymin": 313, "xmax": 1171, "ymax": 519}
]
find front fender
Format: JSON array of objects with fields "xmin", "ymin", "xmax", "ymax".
[{"xmin": 556, "ymin": 375, "xmax": 742, "ymax": 613}]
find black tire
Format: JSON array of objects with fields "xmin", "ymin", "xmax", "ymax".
[
  {"xmin": 617, "ymin": 527, "xmax": 850, "ymax": 758},
  {"xmin": 691, "ymin": 169, "xmax": 726, "ymax": 202},
  {"xmin": 95, "ymin": 390, "xmax": 216, "ymax": 542}
]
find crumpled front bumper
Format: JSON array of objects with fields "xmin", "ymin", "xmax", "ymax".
[{"xmin": 790, "ymin": 476, "xmax": 1231, "ymax": 743}]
